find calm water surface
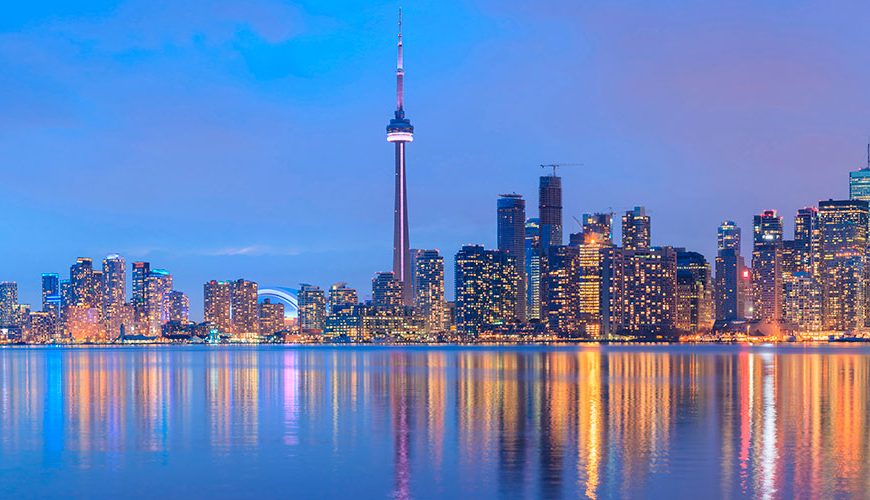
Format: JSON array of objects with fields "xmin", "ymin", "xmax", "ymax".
[{"xmin": 0, "ymin": 345, "xmax": 868, "ymax": 499}]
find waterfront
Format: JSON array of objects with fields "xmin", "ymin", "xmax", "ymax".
[{"xmin": 1, "ymin": 345, "xmax": 869, "ymax": 498}]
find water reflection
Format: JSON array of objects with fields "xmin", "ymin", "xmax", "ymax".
[{"xmin": 0, "ymin": 346, "xmax": 868, "ymax": 498}]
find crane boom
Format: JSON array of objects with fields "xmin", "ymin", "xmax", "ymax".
[{"xmin": 539, "ymin": 163, "xmax": 582, "ymax": 176}]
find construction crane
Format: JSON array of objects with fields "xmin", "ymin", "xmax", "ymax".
[{"xmin": 540, "ymin": 163, "xmax": 582, "ymax": 176}]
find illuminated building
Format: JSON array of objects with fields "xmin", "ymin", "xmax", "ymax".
[
  {"xmin": 0, "ymin": 281, "xmax": 18, "ymax": 327},
  {"xmin": 621, "ymin": 206, "xmax": 650, "ymax": 250},
  {"xmin": 373, "ymin": 272, "xmax": 404, "ymax": 312},
  {"xmin": 26, "ymin": 311, "xmax": 54, "ymax": 343},
  {"xmin": 599, "ymin": 245, "xmax": 625, "ymax": 337},
  {"xmin": 582, "ymin": 212, "xmax": 613, "ymax": 244},
  {"xmin": 144, "ymin": 269, "xmax": 172, "ymax": 335},
  {"xmin": 539, "ymin": 175, "xmax": 563, "ymax": 250},
  {"xmin": 298, "ymin": 284, "xmax": 326, "ymax": 333},
  {"xmin": 258, "ymin": 298, "xmax": 284, "ymax": 335},
  {"xmin": 715, "ymin": 221, "xmax": 746, "ymax": 320},
  {"xmin": 545, "ymin": 246, "xmax": 582, "ymax": 335},
  {"xmin": 386, "ymin": 10, "xmax": 414, "ymax": 306},
  {"xmin": 231, "ymin": 279, "xmax": 259, "ymax": 338},
  {"xmin": 752, "ymin": 210, "xmax": 783, "ymax": 322},
  {"xmin": 818, "ymin": 199, "xmax": 868, "ymax": 331},
  {"xmin": 165, "ymin": 290, "xmax": 190, "ymax": 324},
  {"xmin": 102, "ymin": 254, "xmax": 126, "ymax": 338},
  {"xmin": 848, "ymin": 144, "xmax": 870, "ymax": 202},
  {"xmin": 454, "ymin": 245, "xmax": 519, "ymax": 335},
  {"xmin": 412, "ymin": 249, "xmax": 446, "ymax": 332},
  {"xmin": 70, "ymin": 258, "xmax": 101, "ymax": 310},
  {"xmin": 782, "ymin": 272, "xmax": 823, "ymax": 332},
  {"xmin": 204, "ymin": 280, "xmax": 232, "ymax": 334},
  {"xmin": 328, "ymin": 282, "xmax": 358, "ymax": 314},
  {"xmin": 524, "ymin": 218, "xmax": 542, "ymax": 321},
  {"xmin": 67, "ymin": 305, "xmax": 103, "ymax": 342},
  {"xmin": 620, "ymin": 247, "xmax": 677, "ymax": 336},
  {"xmin": 131, "ymin": 261, "xmax": 150, "ymax": 331},
  {"xmin": 497, "ymin": 194, "xmax": 527, "ymax": 321},
  {"xmin": 675, "ymin": 249, "xmax": 713, "ymax": 333},
  {"xmin": 577, "ymin": 242, "xmax": 605, "ymax": 337},
  {"xmin": 794, "ymin": 207, "xmax": 820, "ymax": 276},
  {"xmin": 41, "ymin": 273, "xmax": 59, "ymax": 311}
]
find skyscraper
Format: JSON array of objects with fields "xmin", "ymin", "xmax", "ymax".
[
  {"xmin": 231, "ymin": 279, "xmax": 259, "ymax": 338},
  {"xmin": 620, "ymin": 247, "xmax": 678, "ymax": 336},
  {"xmin": 328, "ymin": 283, "xmax": 358, "ymax": 314},
  {"xmin": 386, "ymin": 10, "xmax": 414, "ymax": 306},
  {"xmin": 412, "ymin": 249, "xmax": 445, "ymax": 333},
  {"xmin": 752, "ymin": 210, "xmax": 783, "ymax": 322},
  {"xmin": 545, "ymin": 245, "xmax": 582, "ymax": 335},
  {"xmin": 131, "ymin": 261, "xmax": 150, "ymax": 332},
  {"xmin": 372, "ymin": 272, "xmax": 403, "ymax": 312},
  {"xmin": 145, "ymin": 269, "xmax": 172, "ymax": 335},
  {"xmin": 818, "ymin": 199, "xmax": 868, "ymax": 331},
  {"xmin": 454, "ymin": 245, "xmax": 519, "ymax": 335},
  {"xmin": 298, "ymin": 284, "xmax": 326, "ymax": 333},
  {"xmin": 102, "ymin": 254, "xmax": 126, "ymax": 338},
  {"xmin": 0, "ymin": 282, "xmax": 18, "ymax": 327},
  {"xmin": 582, "ymin": 213, "xmax": 613, "ymax": 245},
  {"xmin": 621, "ymin": 206, "xmax": 651, "ymax": 250},
  {"xmin": 259, "ymin": 298, "xmax": 285, "ymax": 336},
  {"xmin": 848, "ymin": 143, "xmax": 870, "ymax": 202},
  {"xmin": 41, "ymin": 273, "xmax": 59, "ymax": 312},
  {"xmin": 675, "ymin": 249, "xmax": 713, "ymax": 333},
  {"xmin": 497, "ymin": 194, "xmax": 526, "ymax": 321},
  {"xmin": 204, "ymin": 280, "xmax": 232, "ymax": 334},
  {"xmin": 539, "ymin": 175, "xmax": 562, "ymax": 249},
  {"xmin": 524, "ymin": 218, "xmax": 542, "ymax": 321},
  {"xmin": 165, "ymin": 290, "xmax": 190, "ymax": 324},
  {"xmin": 715, "ymin": 221, "xmax": 745, "ymax": 321}
]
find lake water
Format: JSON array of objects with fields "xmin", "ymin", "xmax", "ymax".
[{"xmin": 0, "ymin": 345, "xmax": 868, "ymax": 499}]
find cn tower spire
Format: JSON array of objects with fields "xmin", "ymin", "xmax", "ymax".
[
  {"xmin": 396, "ymin": 8, "xmax": 405, "ymax": 114},
  {"xmin": 386, "ymin": 8, "xmax": 414, "ymax": 306}
]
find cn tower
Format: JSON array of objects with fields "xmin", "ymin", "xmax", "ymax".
[{"xmin": 387, "ymin": 9, "xmax": 413, "ymax": 305}]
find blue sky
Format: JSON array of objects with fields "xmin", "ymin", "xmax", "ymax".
[{"xmin": 1, "ymin": 1, "xmax": 869, "ymax": 317}]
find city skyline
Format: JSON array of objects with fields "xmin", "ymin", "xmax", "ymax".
[{"xmin": 3, "ymin": 1, "xmax": 870, "ymax": 317}]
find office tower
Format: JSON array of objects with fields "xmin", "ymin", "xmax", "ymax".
[
  {"xmin": 621, "ymin": 247, "xmax": 677, "ymax": 336},
  {"xmin": 131, "ymin": 261, "xmax": 150, "ymax": 331},
  {"xmin": 454, "ymin": 245, "xmax": 519, "ymax": 335},
  {"xmin": 621, "ymin": 206, "xmax": 651, "ymax": 250},
  {"xmin": 849, "ymin": 144, "xmax": 870, "ymax": 201},
  {"xmin": 715, "ymin": 221, "xmax": 746, "ymax": 321},
  {"xmin": 794, "ymin": 207, "xmax": 821, "ymax": 275},
  {"xmin": 539, "ymin": 175, "xmax": 563, "ymax": 249},
  {"xmin": 577, "ymin": 241, "xmax": 606, "ymax": 337},
  {"xmin": 372, "ymin": 272, "xmax": 403, "ymax": 311},
  {"xmin": 545, "ymin": 245, "xmax": 582, "ymax": 335},
  {"xmin": 231, "ymin": 279, "xmax": 259, "ymax": 338},
  {"xmin": 783, "ymin": 272, "xmax": 823, "ymax": 332},
  {"xmin": 328, "ymin": 283, "xmax": 358, "ymax": 314},
  {"xmin": 59, "ymin": 279, "xmax": 73, "ymax": 335},
  {"xmin": 412, "ymin": 249, "xmax": 445, "ymax": 333},
  {"xmin": 819, "ymin": 199, "xmax": 868, "ymax": 331},
  {"xmin": 204, "ymin": 280, "xmax": 232, "ymax": 334},
  {"xmin": 386, "ymin": 10, "xmax": 414, "ymax": 306},
  {"xmin": 752, "ymin": 210, "xmax": 783, "ymax": 322},
  {"xmin": 259, "ymin": 298, "xmax": 285, "ymax": 335},
  {"xmin": 165, "ymin": 290, "xmax": 190, "ymax": 324},
  {"xmin": 524, "ymin": 218, "xmax": 542, "ymax": 321},
  {"xmin": 41, "ymin": 273, "xmax": 59, "ymax": 311},
  {"xmin": 582, "ymin": 213, "xmax": 613, "ymax": 245},
  {"xmin": 298, "ymin": 284, "xmax": 326, "ymax": 333},
  {"xmin": 102, "ymin": 254, "xmax": 126, "ymax": 338},
  {"xmin": 497, "ymin": 194, "xmax": 527, "ymax": 321},
  {"xmin": 675, "ymin": 250, "xmax": 713, "ymax": 333},
  {"xmin": 0, "ymin": 282, "xmax": 18, "ymax": 327}
]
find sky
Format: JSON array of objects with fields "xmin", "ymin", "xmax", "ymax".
[{"xmin": 1, "ymin": 0, "xmax": 869, "ymax": 318}]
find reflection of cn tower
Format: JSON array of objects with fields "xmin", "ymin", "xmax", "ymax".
[{"xmin": 387, "ymin": 8, "xmax": 414, "ymax": 305}]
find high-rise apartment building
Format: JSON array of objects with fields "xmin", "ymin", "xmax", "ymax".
[
  {"xmin": 259, "ymin": 298, "xmax": 285, "ymax": 335},
  {"xmin": 524, "ymin": 218, "xmax": 542, "ymax": 321},
  {"xmin": 752, "ymin": 210, "xmax": 783, "ymax": 322},
  {"xmin": 41, "ymin": 273, "xmax": 59, "ymax": 312},
  {"xmin": 412, "ymin": 249, "xmax": 445, "ymax": 333},
  {"xmin": 675, "ymin": 249, "xmax": 713, "ymax": 333},
  {"xmin": 545, "ymin": 246, "xmax": 582, "ymax": 335},
  {"xmin": 497, "ymin": 194, "xmax": 527, "ymax": 321},
  {"xmin": 715, "ymin": 221, "xmax": 745, "ymax": 321},
  {"xmin": 622, "ymin": 206, "xmax": 651, "ymax": 251},
  {"xmin": 372, "ymin": 272, "xmax": 403, "ymax": 311},
  {"xmin": 582, "ymin": 213, "xmax": 613, "ymax": 245},
  {"xmin": 454, "ymin": 245, "xmax": 519, "ymax": 335},
  {"xmin": 165, "ymin": 290, "xmax": 190, "ymax": 324},
  {"xmin": 0, "ymin": 282, "xmax": 18, "ymax": 327},
  {"xmin": 620, "ymin": 247, "xmax": 678, "ymax": 336},
  {"xmin": 231, "ymin": 279, "xmax": 259, "ymax": 338},
  {"xmin": 849, "ymin": 145, "xmax": 870, "ymax": 202},
  {"xmin": 204, "ymin": 280, "xmax": 232, "ymax": 334},
  {"xmin": 298, "ymin": 284, "xmax": 326, "ymax": 333},
  {"xmin": 819, "ymin": 199, "xmax": 868, "ymax": 331},
  {"xmin": 539, "ymin": 175, "xmax": 563, "ymax": 250},
  {"xmin": 102, "ymin": 254, "xmax": 126, "ymax": 338},
  {"xmin": 328, "ymin": 283, "xmax": 358, "ymax": 314}
]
